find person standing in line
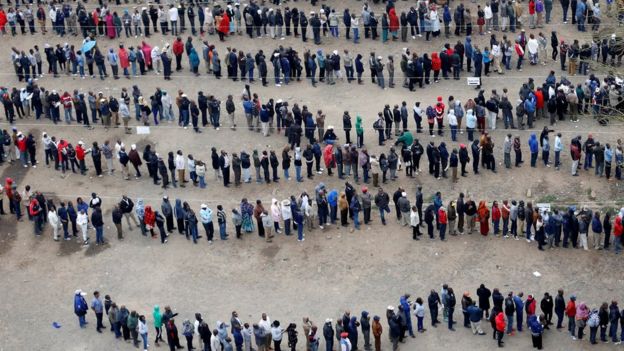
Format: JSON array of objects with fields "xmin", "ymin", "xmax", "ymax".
[{"xmin": 91, "ymin": 291, "xmax": 105, "ymax": 333}]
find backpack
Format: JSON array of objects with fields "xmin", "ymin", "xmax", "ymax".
[
  {"xmin": 588, "ymin": 311, "xmax": 599, "ymax": 328},
  {"xmin": 373, "ymin": 119, "xmax": 382, "ymax": 130}
]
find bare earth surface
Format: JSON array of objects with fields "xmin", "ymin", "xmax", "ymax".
[{"xmin": 0, "ymin": 0, "xmax": 622, "ymax": 350}]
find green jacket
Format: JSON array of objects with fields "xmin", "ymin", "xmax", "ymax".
[
  {"xmin": 355, "ymin": 115, "xmax": 364, "ymax": 135},
  {"xmin": 153, "ymin": 306, "xmax": 162, "ymax": 328},
  {"xmin": 396, "ymin": 131, "xmax": 413, "ymax": 147},
  {"xmin": 127, "ymin": 314, "xmax": 139, "ymax": 329}
]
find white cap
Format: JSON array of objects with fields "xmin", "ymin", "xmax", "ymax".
[
  {"xmin": 333, "ymin": 50, "xmax": 338, "ymax": 55},
  {"xmin": 325, "ymin": 318, "xmax": 332, "ymax": 323},
  {"xmin": 402, "ymin": 192, "xmax": 407, "ymax": 197},
  {"xmin": 276, "ymin": 99, "xmax": 283, "ymax": 103},
  {"xmin": 378, "ymin": 56, "xmax": 383, "ymax": 60},
  {"xmin": 387, "ymin": 305, "xmax": 394, "ymax": 311},
  {"xmin": 274, "ymin": 53, "xmax": 280, "ymax": 57},
  {"xmin": 201, "ymin": 204, "xmax": 207, "ymax": 208},
  {"xmin": 131, "ymin": 144, "xmax": 136, "ymax": 150},
  {"xmin": 78, "ymin": 141, "xmax": 84, "ymax": 145}
]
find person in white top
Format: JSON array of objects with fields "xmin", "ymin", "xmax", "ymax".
[
  {"xmin": 138, "ymin": 315, "xmax": 149, "ymax": 351},
  {"xmin": 281, "ymin": 199, "xmax": 292, "ymax": 235},
  {"xmin": 270, "ymin": 199, "xmax": 282, "ymax": 234},
  {"xmin": 210, "ymin": 330, "xmax": 221, "ymax": 351},
  {"xmin": 527, "ymin": 34, "xmax": 540, "ymax": 64},
  {"xmin": 258, "ymin": 313, "xmax": 272, "ymax": 349},
  {"xmin": 447, "ymin": 109, "xmax": 458, "ymax": 141},
  {"xmin": 48, "ymin": 207, "xmax": 60, "ymax": 241},
  {"xmin": 175, "ymin": 150, "xmax": 186, "ymax": 186},
  {"xmin": 77, "ymin": 209, "xmax": 89, "ymax": 244},
  {"xmin": 151, "ymin": 46, "xmax": 162, "ymax": 74},
  {"xmin": 168, "ymin": 5, "xmax": 179, "ymax": 36}
]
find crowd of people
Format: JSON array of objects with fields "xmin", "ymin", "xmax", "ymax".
[
  {"xmin": 73, "ymin": 285, "xmax": 624, "ymax": 351},
  {"xmin": 3, "ymin": 161, "xmax": 624, "ymax": 254},
  {"xmin": 2, "ymin": 1, "xmax": 624, "ymax": 349},
  {"xmin": 5, "ymin": 0, "xmax": 624, "ymax": 90},
  {"xmin": 1, "ymin": 69, "xmax": 623, "ymax": 186}
]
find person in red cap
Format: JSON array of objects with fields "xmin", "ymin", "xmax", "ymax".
[
  {"xmin": 435, "ymin": 96, "xmax": 446, "ymax": 136},
  {"xmin": 339, "ymin": 332, "xmax": 351, "ymax": 351}
]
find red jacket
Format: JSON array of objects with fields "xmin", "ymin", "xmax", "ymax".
[
  {"xmin": 495, "ymin": 312, "xmax": 506, "ymax": 332},
  {"xmin": 438, "ymin": 209, "xmax": 448, "ymax": 224},
  {"xmin": 528, "ymin": 0, "xmax": 536, "ymax": 15},
  {"xmin": 29, "ymin": 199, "xmax": 41, "ymax": 216},
  {"xmin": 526, "ymin": 297, "xmax": 536, "ymax": 315},
  {"xmin": 614, "ymin": 216, "xmax": 623, "ymax": 237},
  {"xmin": 218, "ymin": 14, "xmax": 230, "ymax": 35},
  {"xmin": 566, "ymin": 301, "xmax": 576, "ymax": 317},
  {"xmin": 431, "ymin": 53, "xmax": 441, "ymax": 71},
  {"xmin": 501, "ymin": 203, "xmax": 510, "ymax": 219},
  {"xmin": 535, "ymin": 90, "xmax": 544, "ymax": 109},
  {"xmin": 144, "ymin": 206, "xmax": 156, "ymax": 227},
  {"xmin": 388, "ymin": 8, "xmax": 399, "ymax": 32},
  {"xmin": 491, "ymin": 205, "xmax": 501, "ymax": 221},
  {"xmin": 323, "ymin": 145, "xmax": 335, "ymax": 168},
  {"xmin": 76, "ymin": 145, "xmax": 86, "ymax": 161},
  {"xmin": 118, "ymin": 48, "xmax": 129, "ymax": 68},
  {"xmin": 172, "ymin": 40, "xmax": 184, "ymax": 56},
  {"xmin": 17, "ymin": 137, "xmax": 27, "ymax": 152}
]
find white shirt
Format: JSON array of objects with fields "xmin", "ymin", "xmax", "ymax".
[
  {"xmin": 114, "ymin": 142, "xmax": 124, "ymax": 159},
  {"xmin": 48, "ymin": 210, "xmax": 59, "ymax": 227},
  {"xmin": 527, "ymin": 39, "xmax": 539, "ymax": 54},
  {"xmin": 175, "ymin": 154, "xmax": 185, "ymax": 170},
  {"xmin": 447, "ymin": 112, "xmax": 458, "ymax": 126},
  {"xmin": 258, "ymin": 318, "xmax": 271, "ymax": 333},
  {"xmin": 168, "ymin": 7, "xmax": 179, "ymax": 21}
]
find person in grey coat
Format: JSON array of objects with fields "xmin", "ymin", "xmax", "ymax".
[{"xmin": 161, "ymin": 196, "xmax": 175, "ymax": 233}]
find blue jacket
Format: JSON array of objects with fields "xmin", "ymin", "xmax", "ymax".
[
  {"xmin": 328, "ymin": 190, "xmax": 338, "ymax": 206},
  {"xmin": 74, "ymin": 294, "xmax": 88, "ymax": 316},
  {"xmin": 513, "ymin": 295, "xmax": 524, "ymax": 314},
  {"xmin": 524, "ymin": 94, "xmax": 536, "ymax": 113},
  {"xmin": 464, "ymin": 37, "xmax": 473, "ymax": 58},
  {"xmin": 467, "ymin": 305, "xmax": 483, "ymax": 322},
  {"xmin": 443, "ymin": 7, "xmax": 452, "ymax": 23},
  {"xmin": 592, "ymin": 216, "xmax": 602, "ymax": 233},
  {"xmin": 528, "ymin": 134, "xmax": 539, "ymax": 153},
  {"xmin": 528, "ymin": 315, "xmax": 543, "ymax": 335}
]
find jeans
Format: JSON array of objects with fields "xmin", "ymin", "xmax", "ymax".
[
  {"xmin": 379, "ymin": 206, "xmax": 390, "ymax": 224},
  {"xmin": 568, "ymin": 317, "xmax": 576, "ymax": 336},
  {"xmin": 295, "ymin": 166, "xmax": 302, "ymax": 182},
  {"xmin": 556, "ymin": 310, "xmax": 564, "ymax": 328},
  {"xmin": 353, "ymin": 211, "xmax": 360, "ymax": 229},
  {"xmin": 219, "ymin": 222, "xmax": 227, "ymax": 239},
  {"xmin": 507, "ymin": 315, "xmax": 513, "ymax": 334},
  {"xmin": 95, "ymin": 226, "xmax": 104, "ymax": 244},
  {"xmin": 589, "ymin": 326, "xmax": 598, "ymax": 343},
  {"xmin": 78, "ymin": 315, "xmax": 87, "ymax": 327},
  {"xmin": 199, "ymin": 175, "xmax": 206, "ymax": 188},
  {"xmin": 439, "ymin": 223, "xmax": 446, "ymax": 240},
  {"xmin": 530, "ymin": 152, "xmax": 538, "ymax": 167},
  {"xmin": 448, "ymin": 308, "xmax": 454, "ymax": 329},
  {"xmin": 141, "ymin": 333, "xmax": 148, "ymax": 349},
  {"xmin": 64, "ymin": 109, "xmax": 72, "ymax": 123}
]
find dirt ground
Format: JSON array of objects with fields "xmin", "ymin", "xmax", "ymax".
[{"xmin": 0, "ymin": 0, "xmax": 623, "ymax": 350}]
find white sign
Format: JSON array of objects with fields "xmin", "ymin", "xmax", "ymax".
[
  {"xmin": 467, "ymin": 77, "xmax": 481, "ymax": 86},
  {"xmin": 536, "ymin": 203, "xmax": 551, "ymax": 213},
  {"xmin": 136, "ymin": 126, "xmax": 151, "ymax": 135}
]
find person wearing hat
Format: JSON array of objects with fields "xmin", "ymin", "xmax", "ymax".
[{"xmin": 74, "ymin": 289, "xmax": 89, "ymax": 328}]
